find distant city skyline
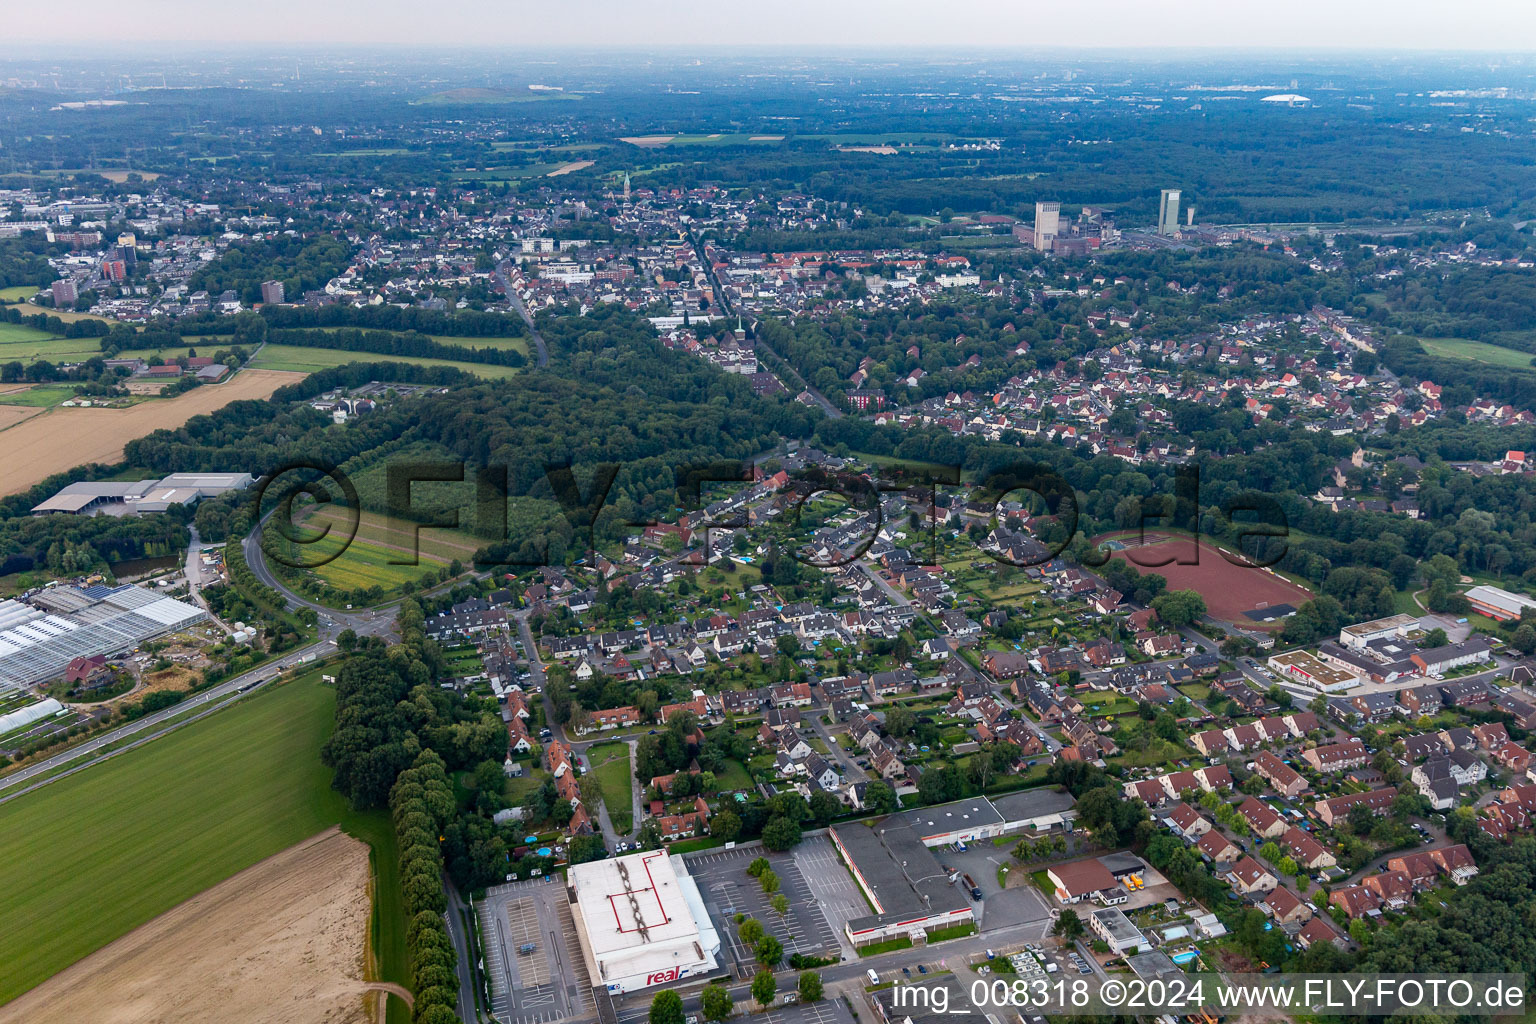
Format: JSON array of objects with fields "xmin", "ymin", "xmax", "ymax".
[{"xmin": 11, "ymin": 0, "xmax": 1536, "ymax": 51}]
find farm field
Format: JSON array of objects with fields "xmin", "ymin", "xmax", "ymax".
[
  {"xmin": 0, "ymin": 384, "xmax": 81, "ymax": 408},
  {"xmin": 0, "ymin": 335, "xmax": 106, "ymax": 365},
  {"xmin": 33, "ymin": 168, "xmax": 160, "ymax": 182},
  {"xmin": 0, "ymin": 368, "xmax": 304, "ymax": 496},
  {"xmin": 0, "ymin": 671, "xmax": 409, "ymax": 1015},
  {"xmin": 303, "ymin": 328, "xmax": 528, "ymax": 355},
  {"xmin": 586, "ymin": 741, "xmax": 634, "ymax": 833},
  {"xmin": 1102, "ymin": 530, "xmax": 1314, "ymax": 628},
  {"xmin": 248, "ymin": 342, "xmax": 523, "ymax": 379},
  {"xmin": 0, "ymin": 319, "xmax": 74, "ymax": 344},
  {"xmin": 0, "ymin": 828, "xmax": 385, "ymax": 1024},
  {"xmin": 1414, "ymin": 335, "xmax": 1535, "ymax": 369},
  {"xmin": 292, "ymin": 504, "xmax": 483, "ymax": 593},
  {"xmin": 0, "ymin": 286, "xmax": 40, "ymax": 302}
]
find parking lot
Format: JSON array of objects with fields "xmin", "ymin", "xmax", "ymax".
[
  {"xmin": 927, "ymin": 838, "xmax": 1055, "ymax": 930},
  {"xmin": 759, "ymin": 996, "xmax": 855, "ymax": 1024},
  {"xmin": 685, "ymin": 843, "xmax": 843, "ymax": 977},
  {"xmin": 615, "ymin": 986, "xmax": 854, "ymax": 1024},
  {"xmin": 790, "ymin": 835, "xmax": 868, "ymax": 957},
  {"xmin": 477, "ymin": 876, "xmax": 595, "ymax": 1024}
]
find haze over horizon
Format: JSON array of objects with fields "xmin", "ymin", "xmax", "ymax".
[{"xmin": 10, "ymin": 0, "xmax": 1536, "ymax": 52}]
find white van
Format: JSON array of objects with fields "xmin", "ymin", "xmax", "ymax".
[{"xmin": 867, "ymin": 969, "xmax": 881, "ymax": 986}]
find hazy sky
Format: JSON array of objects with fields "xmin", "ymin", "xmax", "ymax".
[{"xmin": 11, "ymin": 0, "xmax": 1536, "ymax": 50}]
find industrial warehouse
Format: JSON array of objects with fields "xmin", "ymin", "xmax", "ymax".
[
  {"xmin": 828, "ymin": 790, "xmax": 1076, "ymax": 947},
  {"xmin": 567, "ymin": 850, "xmax": 721, "ymax": 995},
  {"xmin": 29, "ymin": 472, "xmax": 254, "ymax": 516},
  {"xmin": 0, "ymin": 584, "xmax": 206, "ymax": 690}
]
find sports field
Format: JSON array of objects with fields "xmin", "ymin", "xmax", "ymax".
[
  {"xmin": 0, "ymin": 671, "xmax": 407, "ymax": 1011},
  {"xmin": 1104, "ymin": 531, "xmax": 1314, "ymax": 628},
  {"xmin": 248, "ymin": 342, "xmax": 523, "ymax": 379}
]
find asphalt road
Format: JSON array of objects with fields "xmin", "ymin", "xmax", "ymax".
[
  {"xmin": 0, "ymin": 524, "xmax": 398, "ymax": 803},
  {"xmin": 0, "ymin": 635, "xmax": 339, "ymax": 803},
  {"xmin": 681, "ymin": 224, "xmax": 841, "ymax": 420},
  {"xmin": 495, "ymin": 267, "xmax": 551, "ymax": 368}
]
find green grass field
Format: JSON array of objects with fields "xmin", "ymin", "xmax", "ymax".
[
  {"xmin": 0, "ymin": 672, "xmax": 410, "ymax": 1017},
  {"xmin": 713, "ymin": 758, "xmax": 753, "ymax": 792},
  {"xmin": 0, "ymin": 286, "xmax": 39, "ymax": 302},
  {"xmin": 586, "ymin": 741, "xmax": 634, "ymax": 834},
  {"xmin": 292, "ymin": 506, "xmax": 483, "ymax": 594},
  {"xmin": 1415, "ymin": 336, "xmax": 1535, "ymax": 369},
  {"xmin": 0, "ymin": 383, "xmax": 80, "ymax": 407},
  {"xmin": 248, "ymin": 343, "xmax": 523, "ymax": 379}
]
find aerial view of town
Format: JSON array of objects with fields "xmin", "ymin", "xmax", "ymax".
[{"xmin": 2, "ymin": 5, "xmax": 1536, "ymax": 1024}]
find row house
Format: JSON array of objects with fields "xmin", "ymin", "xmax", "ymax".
[
  {"xmin": 659, "ymin": 691, "xmax": 719, "ymax": 724},
  {"xmin": 1302, "ymin": 737, "xmax": 1369, "ymax": 773},
  {"xmin": 772, "ymin": 682, "xmax": 814, "ymax": 708},
  {"xmin": 1480, "ymin": 784, "xmax": 1536, "ymax": 839},
  {"xmin": 1227, "ymin": 855, "xmax": 1279, "ymax": 896},
  {"xmin": 1165, "ymin": 802, "xmax": 1212, "ymax": 838},
  {"xmin": 1280, "ymin": 826, "xmax": 1336, "ymax": 870},
  {"xmin": 722, "ymin": 687, "xmax": 772, "ymax": 716},
  {"xmin": 1330, "ymin": 884, "xmax": 1382, "ymax": 920},
  {"xmin": 1361, "ymin": 870, "xmax": 1415, "ymax": 911},
  {"xmin": 580, "ymin": 705, "xmax": 642, "ymax": 733},
  {"xmin": 1314, "ymin": 787, "xmax": 1398, "ymax": 827},
  {"xmin": 1254, "ymin": 751, "xmax": 1308, "ymax": 798},
  {"xmin": 1411, "ymin": 757, "xmax": 1461, "ymax": 811},
  {"xmin": 1389, "ymin": 844, "xmax": 1478, "ymax": 888},
  {"xmin": 506, "ymin": 714, "xmax": 533, "ymax": 754},
  {"xmin": 1190, "ymin": 729, "xmax": 1230, "ymax": 757},
  {"xmin": 1490, "ymin": 742, "xmax": 1533, "ymax": 774},
  {"xmin": 653, "ymin": 797, "xmax": 712, "ymax": 842},
  {"xmin": 1195, "ymin": 764, "xmax": 1234, "ymax": 791},
  {"xmin": 1197, "ymin": 829, "xmax": 1242, "ymax": 864},
  {"xmin": 1238, "ymin": 796, "xmax": 1289, "ymax": 838},
  {"xmin": 1262, "ymin": 885, "xmax": 1313, "ymax": 926},
  {"xmin": 1124, "ymin": 779, "xmax": 1167, "ymax": 806}
]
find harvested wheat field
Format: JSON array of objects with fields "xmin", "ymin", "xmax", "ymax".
[
  {"xmin": 0, "ymin": 828, "xmax": 386, "ymax": 1024},
  {"xmin": 0, "ymin": 405, "xmax": 42, "ymax": 430},
  {"xmin": 0, "ymin": 368, "xmax": 303, "ymax": 496}
]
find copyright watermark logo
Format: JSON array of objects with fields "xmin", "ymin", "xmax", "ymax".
[{"xmin": 252, "ymin": 462, "xmax": 360, "ymax": 569}]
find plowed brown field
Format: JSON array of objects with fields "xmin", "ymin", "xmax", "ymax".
[
  {"xmin": 0, "ymin": 369, "xmax": 303, "ymax": 496},
  {"xmin": 0, "ymin": 828, "xmax": 378, "ymax": 1024}
]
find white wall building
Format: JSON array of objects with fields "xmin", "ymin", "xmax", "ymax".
[{"xmin": 567, "ymin": 851, "xmax": 720, "ymax": 994}]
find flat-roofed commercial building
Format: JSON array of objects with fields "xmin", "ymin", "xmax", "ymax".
[
  {"xmin": 829, "ymin": 812, "xmax": 974, "ymax": 948},
  {"xmin": 1465, "ymin": 585, "xmax": 1536, "ymax": 622},
  {"xmin": 1090, "ymin": 906, "xmax": 1146, "ymax": 954},
  {"xmin": 566, "ymin": 850, "xmax": 720, "ymax": 994},
  {"xmin": 0, "ymin": 584, "xmax": 205, "ymax": 692},
  {"xmin": 1339, "ymin": 614, "xmax": 1420, "ymax": 650},
  {"xmin": 32, "ymin": 472, "xmax": 254, "ymax": 516},
  {"xmin": 1267, "ymin": 649, "xmax": 1358, "ymax": 692}
]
